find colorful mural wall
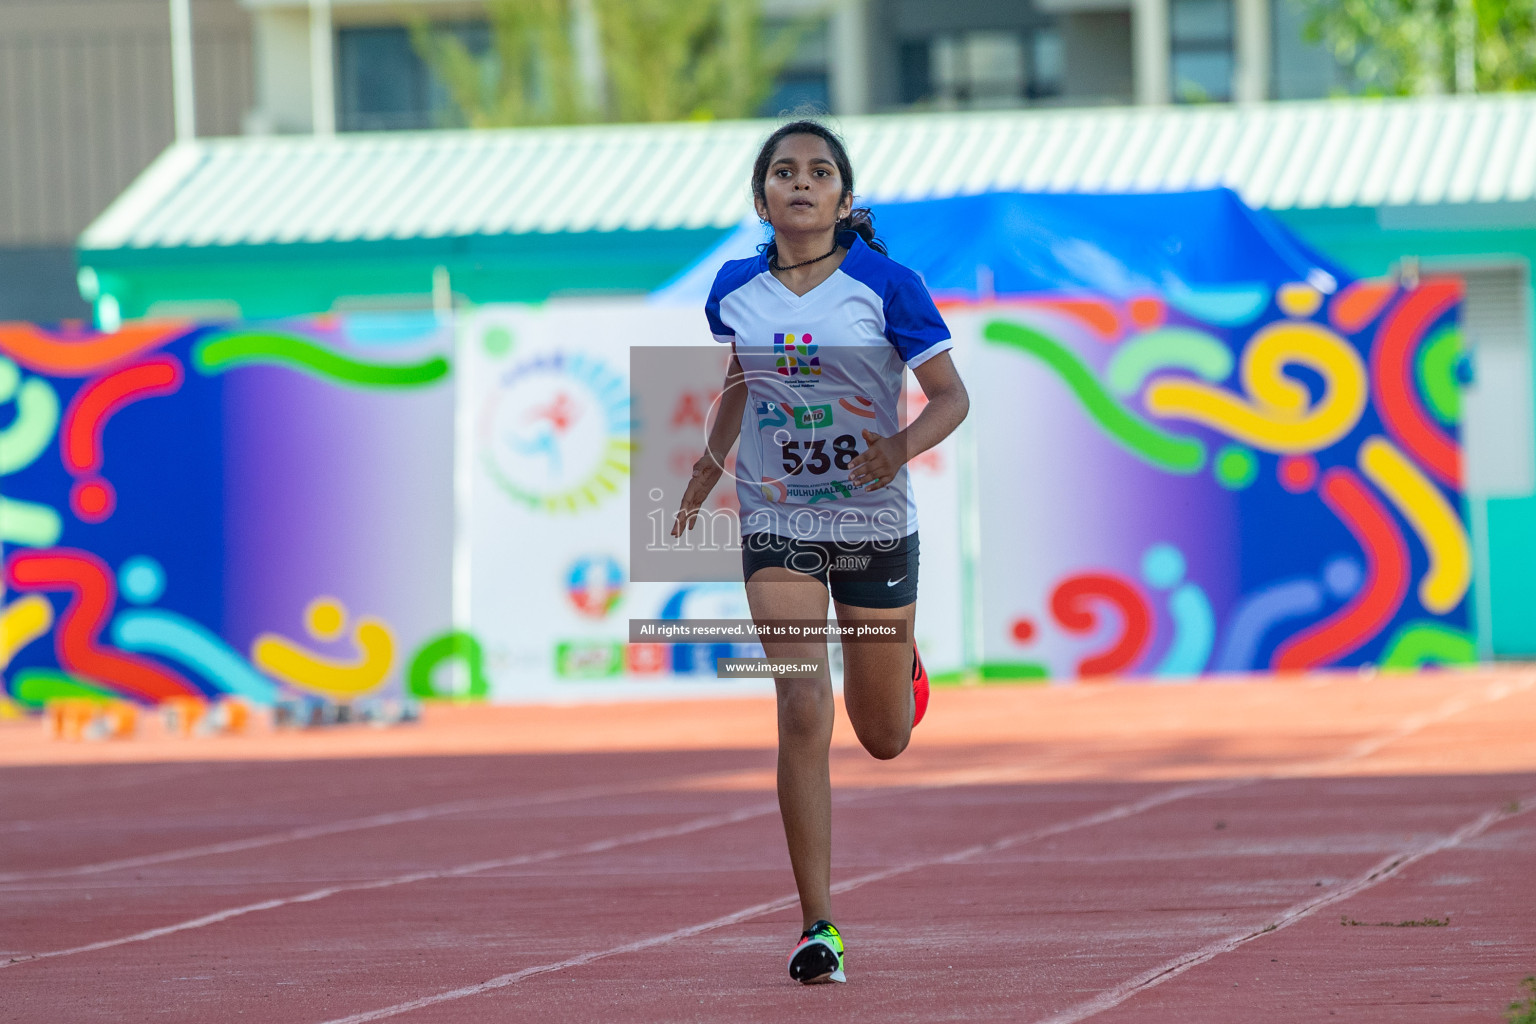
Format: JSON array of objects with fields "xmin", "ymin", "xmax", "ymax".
[
  {"xmin": 0, "ymin": 316, "xmax": 460, "ymax": 713},
  {"xmin": 955, "ymin": 276, "xmax": 1473, "ymax": 678},
  {"xmin": 0, "ymin": 276, "xmax": 1472, "ymax": 713}
]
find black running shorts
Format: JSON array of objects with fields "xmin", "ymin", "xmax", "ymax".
[{"xmin": 741, "ymin": 531, "xmax": 919, "ymax": 609}]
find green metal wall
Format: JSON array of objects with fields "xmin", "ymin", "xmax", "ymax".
[{"xmin": 80, "ymin": 228, "xmax": 730, "ymax": 321}]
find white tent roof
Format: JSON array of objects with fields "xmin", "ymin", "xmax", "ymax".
[{"xmin": 81, "ymin": 94, "xmax": 1536, "ymax": 251}]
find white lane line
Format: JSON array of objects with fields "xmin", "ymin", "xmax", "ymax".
[
  {"xmin": 310, "ymin": 672, "xmax": 1536, "ymax": 1023},
  {"xmin": 0, "ymin": 768, "xmax": 763, "ymax": 885},
  {"xmin": 1276, "ymin": 675, "xmax": 1536, "ymax": 777},
  {"xmin": 314, "ymin": 779, "xmax": 1247, "ymax": 1024},
  {"xmin": 1021, "ymin": 676, "xmax": 1536, "ymax": 1024},
  {"xmin": 1, "ymin": 798, "xmax": 785, "ymax": 970},
  {"xmin": 10, "ymin": 674, "xmax": 1524, "ymax": 886},
  {"xmin": 1, "ymin": 761, "xmax": 240, "ymax": 805},
  {"xmin": 1031, "ymin": 791, "xmax": 1536, "ymax": 1024},
  {"xmin": 0, "ymin": 765, "xmax": 1064, "ymax": 967},
  {"xmin": 10, "ymin": 675, "xmax": 1522, "ymax": 980}
]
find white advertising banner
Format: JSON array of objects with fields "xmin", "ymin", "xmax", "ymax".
[{"xmin": 462, "ymin": 301, "xmax": 965, "ymax": 702}]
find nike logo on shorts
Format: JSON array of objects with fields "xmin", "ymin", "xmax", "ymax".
[{"xmin": 886, "ymin": 576, "xmax": 906, "ymax": 587}]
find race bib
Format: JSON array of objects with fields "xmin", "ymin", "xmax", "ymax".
[{"xmin": 752, "ymin": 394, "xmax": 878, "ymax": 505}]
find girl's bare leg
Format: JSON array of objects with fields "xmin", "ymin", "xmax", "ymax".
[
  {"xmin": 746, "ymin": 566, "xmax": 833, "ymax": 930},
  {"xmin": 834, "ymin": 598, "xmax": 918, "ymax": 760}
]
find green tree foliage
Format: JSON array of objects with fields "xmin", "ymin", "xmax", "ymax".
[
  {"xmin": 1296, "ymin": 0, "xmax": 1536, "ymax": 95},
  {"xmin": 409, "ymin": 0, "xmax": 586, "ymax": 128},
  {"xmin": 409, "ymin": 0, "xmax": 809, "ymax": 128},
  {"xmin": 1511, "ymin": 976, "xmax": 1536, "ymax": 1024}
]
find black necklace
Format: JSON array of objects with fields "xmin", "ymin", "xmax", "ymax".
[{"xmin": 770, "ymin": 243, "xmax": 840, "ymax": 273}]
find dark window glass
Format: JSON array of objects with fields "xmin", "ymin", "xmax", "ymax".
[
  {"xmin": 900, "ymin": 31, "xmax": 1039, "ymax": 108},
  {"xmin": 337, "ymin": 23, "xmax": 489, "ymax": 131},
  {"xmin": 1171, "ymin": 0, "xmax": 1232, "ymax": 44},
  {"xmin": 1027, "ymin": 26, "xmax": 1063, "ymax": 99},
  {"xmin": 338, "ymin": 27, "xmax": 422, "ymax": 129},
  {"xmin": 759, "ymin": 18, "xmax": 832, "ymax": 116},
  {"xmin": 898, "ymin": 39, "xmax": 932, "ymax": 104},
  {"xmin": 1172, "ymin": 50, "xmax": 1233, "ymax": 101},
  {"xmin": 1170, "ymin": 0, "xmax": 1232, "ymax": 102}
]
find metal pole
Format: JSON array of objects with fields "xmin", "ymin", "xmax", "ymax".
[
  {"xmin": 448, "ymin": 272, "xmax": 474, "ymax": 695},
  {"xmin": 1133, "ymin": 0, "xmax": 1171, "ymax": 105},
  {"xmin": 1233, "ymin": 0, "xmax": 1270, "ymax": 103},
  {"xmin": 169, "ymin": 0, "xmax": 195, "ymax": 142},
  {"xmin": 571, "ymin": 0, "xmax": 606, "ymax": 117},
  {"xmin": 310, "ymin": 0, "xmax": 336, "ymax": 136},
  {"xmin": 830, "ymin": 0, "xmax": 871, "ymax": 116},
  {"xmin": 1455, "ymin": 0, "xmax": 1476, "ymax": 93}
]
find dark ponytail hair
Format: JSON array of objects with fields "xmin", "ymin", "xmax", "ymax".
[{"xmin": 750, "ymin": 119, "xmax": 887, "ymax": 256}]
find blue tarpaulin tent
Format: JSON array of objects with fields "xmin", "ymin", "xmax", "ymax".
[{"xmin": 653, "ymin": 189, "xmax": 1348, "ymax": 312}]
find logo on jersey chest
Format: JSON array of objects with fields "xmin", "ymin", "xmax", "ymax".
[
  {"xmin": 790, "ymin": 403, "xmax": 832, "ymax": 428},
  {"xmin": 774, "ymin": 332, "xmax": 819, "ymax": 388},
  {"xmin": 753, "ymin": 400, "xmax": 832, "ymax": 430}
]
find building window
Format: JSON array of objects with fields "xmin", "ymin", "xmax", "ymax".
[
  {"xmin": 337, "ymin": 23, "xmax": 489, "ymax": 131},
  {"xmin": 899, "ymin": 28, "xmax": 1058, "ymax": 108},
  {"xmin": 1170, "ymin": 0, "xmax": 1233, "ymax": 102},
  {"xmin": 759, "ymin": 18, "xmax": 832, "ymax": 116},
  {"xmin": 1269, "ymin": 0, "xmax": 1354, "ymax": 99},
  {"xmin": 933, "ymin": 31, "xmax": 1025, "ymax": 106},
  {"xmin": 898, "ymin": 38, "xmax": 932, "ymax": 105},
  {"xmin": 1028, "ymin": 26, "xmax": 1065, "ymax": 99}
]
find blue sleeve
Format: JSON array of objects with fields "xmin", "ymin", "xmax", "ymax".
[
  {"xmin": 705, "ymin": 286, "xmax": 733, "ymax": 344},
  {"xmin": 705, "ymin": 259, "xmax": 756, "ymax": 344},
  {"xmin": 885, "ymin": 271, "xmax": 952, "ymax": 367}
]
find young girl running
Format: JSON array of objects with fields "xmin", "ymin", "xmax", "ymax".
[{"xmin": 671, "ymin": 119, "xmax": 969, "ymax": 985}]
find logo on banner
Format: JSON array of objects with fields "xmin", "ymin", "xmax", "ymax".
[
  {"xmin": 774, "ymin": 333, "xmax": 819, "ymax": 388},
  {"xmin": 554, "ymin": 641, "xmax": 624, "ymax": 678},
  {"xmin": 566, "ymin": 554, "xmax": 624, "ymax": 617},
  {"xmin": 479, "ymin": 351, "xmax": 632, "ymax": 513}
]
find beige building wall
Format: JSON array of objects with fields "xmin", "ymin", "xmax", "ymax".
[{"xmin": 0, "ymin": 0, "xmax": 253, "ymax": 247}]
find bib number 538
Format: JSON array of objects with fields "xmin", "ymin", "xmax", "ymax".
[{"xmin": 781, "ymin": 434, "xmax": 859, "ymax": 476}]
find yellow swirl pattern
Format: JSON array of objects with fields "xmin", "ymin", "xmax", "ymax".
[
  {"xmin": 1, "ymin": 594, "xmax": 53, "ymax": 669},
  {"xmin": 1276, "ymin": 282, "xmax": 1323, "ymax": 318},
  {"xmin": 1358, "ymin": 435, "xmax": 1471, "ymax": 614},
  {"xmin": 1144, "ymin": 322, "xmax": 1367, "ymax": 453},
  {"xmin": 252, "ymin": 597, "xmax": 395, "ymax": 699}
]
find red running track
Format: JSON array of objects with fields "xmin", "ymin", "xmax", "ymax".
[{"xmin": 2, "ymin": 670, "xmax": 1535, "ymax": 1023}]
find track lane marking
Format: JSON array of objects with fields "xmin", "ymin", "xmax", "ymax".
[
  {"xmin": 1274, "ymin": 675, "xmax": 1534, "ymax": 776},
  {"xmin": 1018, "ymin": 673, "xmax": 1536, "ymax": 1024},
  {"xmin": 0, "ymin": 767, "xmax": 766, "ymax": 884},
  {"xmin": 309, "ymin": 674, "xmax": 1535, "ymax": 1022},
  {"xmin": 0, "ymin": 763, "xmax": 1118, "ymax": 967},
  {"xmin": 1031, "ymin": 790, "xmax": 1536, "ymax": 1024},
  {"xmin": 8, "ymin": 674, "xmax": 1526, "ymax": 988},
  {"xmin": 9, "ymin": 674, "xmax": 1521, "ymax": 885},
  {"xmin": 1, "ymin": 798, "xmax": 784, "ymax": 969},
  {"xmin": 313, "ymin": 779, "xmax": 1246, "ymax": 1024}
]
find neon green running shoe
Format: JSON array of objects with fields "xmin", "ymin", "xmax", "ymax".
[{"xmin": 788, "ymin": 919, "xmax": 845, "ymax": 984}]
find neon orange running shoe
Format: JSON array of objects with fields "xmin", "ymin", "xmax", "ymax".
[{"xmin": 912, "ymin": 641, "xmax": 929, "ymax": 727}]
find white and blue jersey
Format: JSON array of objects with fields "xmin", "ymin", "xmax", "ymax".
[{"xmin": 705, "ymin": 230, "xmax": 952, "ymax": 544}]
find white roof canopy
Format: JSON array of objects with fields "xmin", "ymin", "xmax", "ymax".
[{"xmin": 81, "ymin": 94, "xmax": 1536, "ymax": 251}]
